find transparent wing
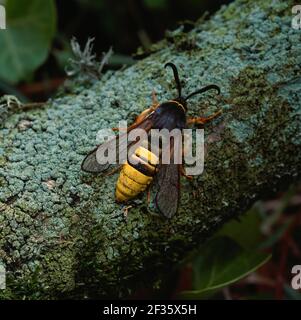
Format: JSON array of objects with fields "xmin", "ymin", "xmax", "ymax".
[
  {"xmin": 81, "ymin": 115, "xmax": 154, "ymax": 173},
  {"xmin": 155, "ymin": 163, "xmax": 180, "ymax": 218},
  {"xmin": 81, "ymin": 147, "xmax": 106, "ymax": 173},
  {"xmin": 153, "ymin": 134, "xmax": 182, "ymax": 218},
  {"xmin": 81, "ymin": 132, "xmax": 127, "ymax": 173}
]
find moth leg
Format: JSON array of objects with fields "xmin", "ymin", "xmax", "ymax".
[
  {"xmin": 112, "ymin": 127, "xmax": 127, "ymax": 131},
  {"xmin": 123, "ymin": 205, "xmax": 132, "ymax": 218},
  {"xmin": 147, "ymin": 188, "xmax": 151, "ymax": 205},
  {"xmin": 105, "ymin": 165, "xmax": 122, "ymax": 176},
  {"xmin": 134, "ymin": 107, "xmax": 154, "ymax": 124},
  {"xmin": 113, "ymin": 92, "xmax": 159, "ymax": 132},
  {"xmin": 151, "ymin": 89, "xmax": 159, "ymax": 110},
  {"xmin": 187, "ymin": 109, "xmax": 222, "ymax": 125},
  {"xmin": 112, "ymin": 107, "xmax": 154, "ymax": 131},
  {"xmin": 180, "ymin": 164, "xmax": 193, "ymax": 180},
  {"xmin": 134, "ymin": 91, "xmax": 160, "ymax": 124}
]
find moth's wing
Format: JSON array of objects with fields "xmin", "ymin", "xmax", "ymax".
[
  {"xmin": 81, "ymin": 145, "xmax": 112, "ymax": 173},
  {"xmin": 81, "ymin": 114, "xmax": 154, "ymax": 173},
  {"xmin": 153, "ymin": 133, "xmax": 182, "ymax": 218},
  {"xmin": 81, "ymin": 130, "xmax": 128, "ymax": 173},
  {"xmin": 154, "ymin": 163, "xmax": 181, "ymax": 218}
]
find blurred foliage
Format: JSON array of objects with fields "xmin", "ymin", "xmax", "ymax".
[
  {"xmin": 181, "ymin": 237, "xmax": 270, "ymax": 299},
  {"xmin": 180, "ymin": 208, "xmax": 271, "ymax": 299},
  {"xmin": 0, "ymin": 0, "xmax": 230, "ymax": 96},
  {"xmin": 0, "ymin": 0, "xmax": 56, "ymax": 84},
  {"xmin": 175, "ymin": 185, "xmax": 301, "ymax": 300},
  {"xmin": 132, "ymin": 186, "xmax": 301, "ymax": 300}
]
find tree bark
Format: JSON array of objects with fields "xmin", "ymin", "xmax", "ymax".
[{"xmin": 0, "ymin": 0, "xmax": 300, "ymax": 299}]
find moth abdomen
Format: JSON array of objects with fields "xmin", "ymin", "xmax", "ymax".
[{"xmin": 115, "ymin": 146, "xmax": 159, "ymax": 202}]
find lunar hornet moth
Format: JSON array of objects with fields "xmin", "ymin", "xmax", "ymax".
[{"xmin": 81, "ymin": 62, "xmax": 222, "ymax": 218}]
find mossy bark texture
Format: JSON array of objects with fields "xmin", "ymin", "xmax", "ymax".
[{"xmin": 0, "ymin": 0, "xmax": 300, "ymax": 299}]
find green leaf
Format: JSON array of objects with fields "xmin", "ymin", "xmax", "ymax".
[
  {"xmin": 259, "ymin": 218, "xmax": 292, "ymax": 249},
  {"xmin": 217, "ymin": 206, "xmax": 263, "ymax": 250},
  {"xmin": 0, "ymin": 0, "xmax": 57, "ymax": 83},
  {"xmin": 180, "ymin": 237, "xmax": 271, "ymax": 299}
]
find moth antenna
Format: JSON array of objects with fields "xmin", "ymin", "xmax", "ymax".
[
  {"xmin": 165, "ymin": 62, "xmax": 182, "ymax": 98},
  {"xmin": 184, "ymin": 84, "xmax": 220, "ymax": 101}
]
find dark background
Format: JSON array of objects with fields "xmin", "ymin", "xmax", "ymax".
[{"xmin": 0, "ymin": 0, "xmax": 232, "ymax": 101}]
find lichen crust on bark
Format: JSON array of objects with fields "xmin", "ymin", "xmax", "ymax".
[{"xmin": 0, "ymin": 0, "xmax": 300, "ymax": 298}]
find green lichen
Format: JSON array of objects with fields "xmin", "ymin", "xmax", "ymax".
[{"xmin": 0, "ymin": 0, "xmax": 300, "ymax": 299}]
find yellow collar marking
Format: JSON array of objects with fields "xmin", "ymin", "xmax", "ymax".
[{"xmin": 169, "ymin": 100, "xmax": 186, "ymax": 113}]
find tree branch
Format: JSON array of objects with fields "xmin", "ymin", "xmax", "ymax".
[{"xmin": 0, "ymin": 0, "xmax": 300, "ymax": 298}]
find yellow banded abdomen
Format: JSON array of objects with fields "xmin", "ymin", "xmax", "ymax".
[{"xmin": 115, "ymin": 146, "xmax": 159, "ymax": 202}]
